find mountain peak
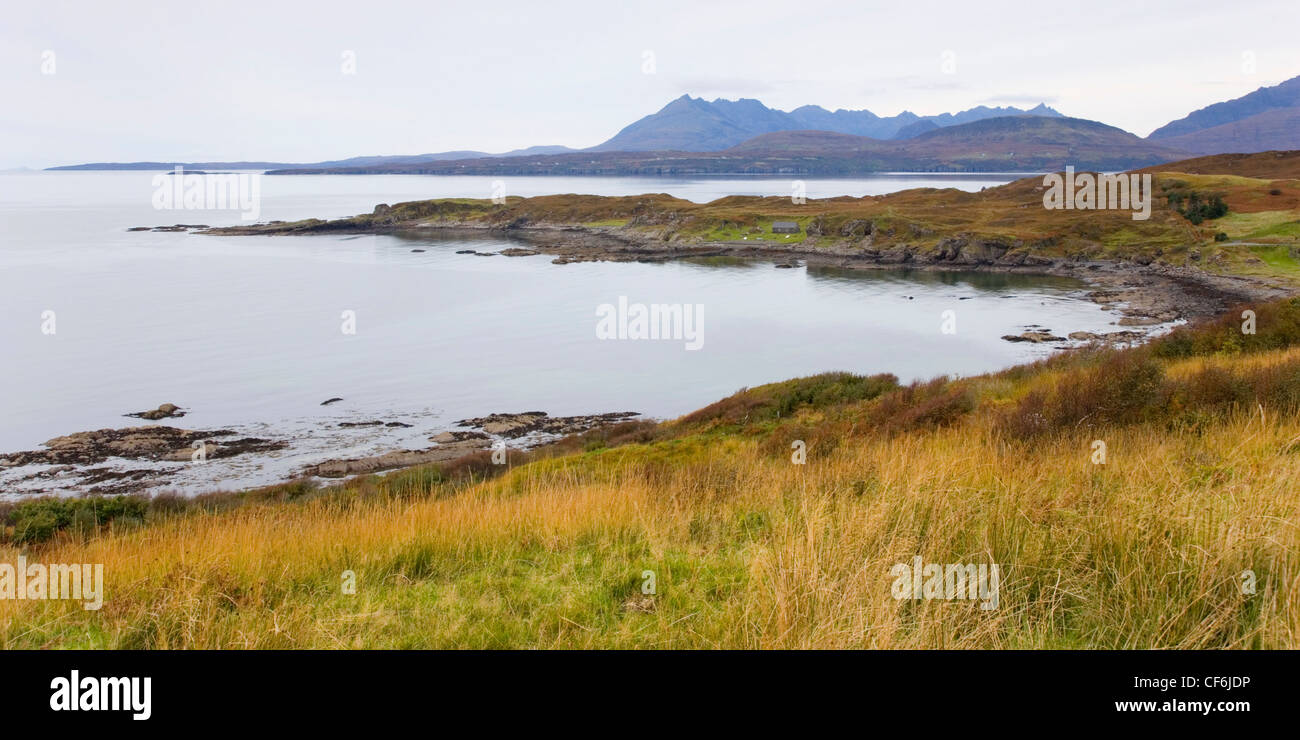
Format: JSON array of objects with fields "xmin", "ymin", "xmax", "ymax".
[{"xmin": 595, "ymin": 96, "xmax": 1064, "ymax": 151}]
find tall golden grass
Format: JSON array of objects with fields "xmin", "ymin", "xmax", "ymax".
[{"xmin": 3, "ymin": 371, "xmax": 1297, "ymax": 648}]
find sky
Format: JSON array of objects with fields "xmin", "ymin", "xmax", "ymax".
[{"xmin": 2, "ymin": 0, "xmax": 1298, "ymax": 168}]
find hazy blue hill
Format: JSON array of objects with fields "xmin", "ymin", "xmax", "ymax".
[
  {"xmin": 1154, "ymin": 107, "xmax": 1300, "ymax": 155},
  {"xmin": 592, "ymin": 95, "xmax": 1064, "ymax": 151},
  {"xmin": 47, "ymin": 145, "xmax": 579, "ymax": 171},
  {"xmin": 1148, "ymin": 75, "xmax": 1300, "ymax": 140},
  {"xmin": 892, "ymin": 119, "xmax": 940, "ymax": 139},
  {"xmin": 275, "ymin": 116, "xmax": 1188, "ymax": 175}
]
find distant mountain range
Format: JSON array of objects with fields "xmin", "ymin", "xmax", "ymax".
[
  {"xmin": 589, "ymin": 95, "xmax": 1063, "ymax": 151},
  {"xmin": 46, "ymin": 74, "xmax": 1300, "ymax": 174},
  {"xmin": 1147, "ymin": 76, "xmax": 1300, "ymax": 154},
  {"xmin": 272, "ymin": 116, "xmax": 1189, "ymax": 176},
  {"xmin": 47, "ymin": 145, "xmax": 580, "ymax": 172}
]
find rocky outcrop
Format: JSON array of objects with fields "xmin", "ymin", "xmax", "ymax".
[
  {"xmin": 839, "ymin": 219, "xmax": 872, "ymax": 238},
  {"xmin": 455, "ymin": 411, "xmax": 640, "ymax": 439},
  {"xmin": 0, "ymin": 426, "xmax": 284, "ymax": 467},
  {"xmin": 1068, "ymin": 330, "xmax": 1146, "ymax": 343},
  {"xmin": 430, "ymin": 430, "xmax": 490, "ymax": 444},
  {"xmin": 125, "ymin": 403, "xmax": 185, "ymax": 420},
  {"xmin": 1002, "ymin": 331, "xmax": 1066, "ymax": 343},
  {"xmin": 301, "ymin": 438, "xmax": 492, "ymax": 478}
]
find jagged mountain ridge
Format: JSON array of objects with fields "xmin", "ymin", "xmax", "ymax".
[{"xmin": 590, "ymin": 95, "xmax": 1063, "ymax": 151}]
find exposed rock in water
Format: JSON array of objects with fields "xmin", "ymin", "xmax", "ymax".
[
  {"xmin": 499, "ymin": 248, "xmax": 540, "ymax": 257},
  {"xmin": 320, "ymin": 397, "xmax": 344, "ymax": 406},
  {"xmin": 0, "ymin": 425, "xmax": 285, "ymax": 467},
  {"xmin": 1117, "ymin": 316, "xmax": 1165, "ymax": 327},
  {"xmin": 1002, "ymin": 331, "xmax": 1066, "ymax": 343},
  {"xmin": 125, "ymin": 403, "xmax": 185, "ymax": 420},
  {"xmin": 455, "ymin": 411, "xmax": 641, "ymax": 439},
  {"xmin": 1068, "ymin": 330, "xmax": 1147, "ymax": 343},
  {"xmin": 301, "ymin": 438, "xmax": 492, "ymax": 478},
  {"xmin": 430, "ymin": 430, "xmax": 490, "ymax": 444}
]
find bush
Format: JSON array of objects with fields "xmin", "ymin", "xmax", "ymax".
[
  {"xmin": 1167, "ymin": 189, "xmax": 1229, "ymax": 224},
  {"xmin": 678, "ymin": 372, "xmax": 898, "ymax": 427},
  {"xmin": 6, "ymin": 495, "xmax": 150, "ymax": 545},
  {"xmin": 769, "ymin": 372, "xmax": 899, "ymax": 419},
  {"xmin": 867, "ymin": 377, "xmax": 975, "ymax": 433},
  {"xmin": 998, "ymin": 351, "xmax": 1166, "ymax": 437},
  {"xmin": 1153, "ymin": 298, "xmax": 1300, "ymax": 359},
  {"xmin": 1215, "ymin": 232, "xmax": 1229, "ymax": 242}
]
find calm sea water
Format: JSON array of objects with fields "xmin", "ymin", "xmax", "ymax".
[{"xmin": 0, "ymin": 171, "xmax": 1126, "ymax": 493}]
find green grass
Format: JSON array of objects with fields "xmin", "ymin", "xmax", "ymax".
[{"xmin": 1248, "ymin": 245, "xmax": 1300, "ymax": 275}]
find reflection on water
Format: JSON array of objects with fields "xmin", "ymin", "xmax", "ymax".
[{"xmin": 806, "ymin": 265, "xmax": 1085, "ymax": 292}]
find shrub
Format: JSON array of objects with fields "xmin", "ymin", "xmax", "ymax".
[
  {"xmin": 678, "ymin": 372, "xmax": 898, "ymax": 427},
  {"xmin": 6, "ymin": 495, "xmax": 150, "ymax": 545},
  {"xmin": 1153, "ymin": 298, "xmax": 1300, "ymax": 359},
  {"xmin": 769, "ymin": 372, "xmax": 899, "ymax": 419},
  {"xmin": 998, "ymin": 351, "xmax": 1166, "ymax": 437},
  {"xmin": 867, "ymin": 377, "xmax": 975, "ymax": 433}
]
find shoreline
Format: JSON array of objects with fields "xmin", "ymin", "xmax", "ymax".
[
  {"xmin": 13, "ymin": 198, "xmax": 1291, "ymax": 497},
  {"xmin": 0, "ymin": 410, "xmax": 644, "ymax": 498},
  {"xmin": 206, "ymin": 217, "xmax": 1292, "ymax": 326}
]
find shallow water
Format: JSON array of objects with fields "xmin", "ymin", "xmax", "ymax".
[{"xmin": 0, "ymin": 171, "xmax": 1131, "ymax": 494}]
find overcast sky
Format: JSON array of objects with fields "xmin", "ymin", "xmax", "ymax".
[{"xmin": 2, "ymin": 0, "xmax": 1297, "ymax": 168}]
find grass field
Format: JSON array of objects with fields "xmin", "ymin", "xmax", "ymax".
[{"xmin": 4, "ymin": 300, "xmax": 1299, "ymax": 649}]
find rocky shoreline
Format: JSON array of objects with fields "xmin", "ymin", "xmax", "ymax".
[
  {"xmin": 57, "ymin": 209, "xmax": 1289, "ymax": 498},
  {"xmin": 497, "ymin": 226, "xmax": 1290, "ymax": 326},
  {"xmin": 189, "ymin": 216, "xmax": 1292, "ymax": 327},
  {"xmin": 0, "ymin": 410, "xmax": 642, "ymax": 496}
]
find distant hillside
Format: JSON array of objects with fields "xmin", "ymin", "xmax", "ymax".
[
  {"xmin": 47, "ymin": 145, "xmax": 578, "ymax": 172},
  {"xmin": 47, "ymin": 161, "xmax": 297, "ymax": 171},
  {"xmin": 892, "ymin": 119, "xmax": 940, "ymax": 140},
  {"xmin": 590, "ymin": 95, "xmax": 1063, "ymax": 151},
  {"xmin": 723, "ymin": 115, "xmax": 1188, "ymax": 171},
  {"xmin": 273, "ymin": 116, "xmax": 1187, "ymax": 176},
  {"xmin": 1153, "ymin": 107, "xmax": 1300, "ymax": 155},
  {"xmin": 1147, "ymin": 75, "xmax": 1300, "ymax": 151},
  {"xmin": 1134, "ymin": 149, "xmax": 1300, "ymax": 179}
]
